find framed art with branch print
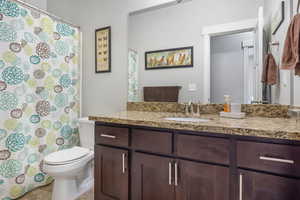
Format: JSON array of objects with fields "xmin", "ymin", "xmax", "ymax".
[{"xmin": 95, "ymin": 26, "xmax": 111, "ymax": 73}]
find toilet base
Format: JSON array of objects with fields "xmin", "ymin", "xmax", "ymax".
[
  {"xmin": 44, "ymin": 150, "xmax": 94, "ymax": 200},
  {"xmin": 52, "ymin": 178, "xmax": 77, "ymax": 200},
  {"xmin": 52, "ymin": 177, "xmax": 94, "ymax": 200}
]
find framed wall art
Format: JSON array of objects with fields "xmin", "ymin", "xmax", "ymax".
[
  {"xmin": 145, "ymin": 46, "xmax": 193, "ymax": 70},
  {"xmin": 95, "ymin": 26, "xmax": 111, "ymax": 73}
]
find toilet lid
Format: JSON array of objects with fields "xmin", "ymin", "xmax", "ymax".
[{"xmin": 44, "ymin": 147, "xmax": 90, "ymax": 165}]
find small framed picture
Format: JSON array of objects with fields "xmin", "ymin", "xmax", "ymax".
[
  {"xmin": 271, "ymin": 1, "xmax": 285, "ymax": 35},
  {"xmin": 145, "ymin": 46, "xmax": 193, "ymax": 70},
  {"xmin": 95, "ymin": 26, "xmax": 111, "ymax": 73}
]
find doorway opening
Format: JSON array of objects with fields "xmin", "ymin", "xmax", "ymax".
[
  {"xmin": 210, "ymin": 32, "xmax": 256, "ymax": 104},
  {"xmin": 202, "ymin": 7, "xmax": 264, "ymax": 104}
]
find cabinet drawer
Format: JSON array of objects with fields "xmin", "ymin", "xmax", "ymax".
[
  {"xmin": 176, "ymin": 134, "xmax": 230, "ymax": 165},
  {"xmin": 237, "ymin": 141, "xmax": 300, "ymax": 177},
  {"xmin": 131, "ymin": 129, "xmax": 172, "ymax": 154},
  {"xmin": 95, "ymin": 125, "xmax": 129, "ymax": 147}
]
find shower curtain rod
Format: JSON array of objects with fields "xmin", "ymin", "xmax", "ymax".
[{"xmin": 10, "ymin": 0, "xmax": 81, "ymax": 29}]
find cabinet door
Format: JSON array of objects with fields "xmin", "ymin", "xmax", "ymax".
[
  {"xmin": 238, "ymin": 170, "xmax": 300, "ymax": 200},
  {"xmin": 176, "ymin": 160, "xmax": 230, "ymax": 200},
  {"xmin": 132, "ymin": 153, "xmax": 175, "ymax": 200},
  {"xmin": 95, "ymin": 146, "xmax": 128, "ymax": 200}
]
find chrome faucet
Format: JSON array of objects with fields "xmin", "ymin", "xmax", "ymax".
[
  {"xmin": 184, "ymin": 102, "xmax": 189, "ymax": 115},
  {"xmin": 189, "ymin": 101, "xmax": 194, "ymax": 115},
  {"xmin": 183, "ymin": 102, "xmax": 201, "ymax": 117},
  {"xmin": 196, "ymin": 103, "xmax": 201, "ymax": 116}
]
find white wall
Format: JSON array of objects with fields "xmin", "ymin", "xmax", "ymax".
[
  {"xmin": 48, "ymin": 0, "xmax": 192, "ymax": 115},
  {"xmin": 129, "ymin": 0, "xmax": 176, "ymax": 13},
  {"xmin": 48, "ymin": 0, "xmax": 129, "ymax": 116},
  {"xmin": 264, "ymin": 0, "xmax": 292, "ymax": 105},
  {"xmin": 23, "ymin": 0, "xmax": 47, "ymax": 10},
  {"xmin": 129, "ymin": 0, "xmax": 261, "ymax": 102}
]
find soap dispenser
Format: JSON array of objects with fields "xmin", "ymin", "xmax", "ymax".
[{"xmin": 224, "ymin": 95, "xmax": 231, "ymax": 113}]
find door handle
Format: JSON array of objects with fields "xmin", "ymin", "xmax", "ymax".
[
  {"xmin": 100, "ymin": 134, "xmax": 116, "ymax": 139},
  {"xmin": 259, "ymin": 156, "xmax": 294, "ymax": 164},
  {"xmin": 239, "ymin": 174, "xmax": 243, "ymax": 200},
  {"xmin": 122, "ymin": 153, "xmax": 126, "ymax": 174},
  {"xmin": 174, "ymin": 162, "xmax": 178, "ymax": 186},
  {"xmin": 169, "ymin": 162, "xmax": 172, "ymax": 185}
]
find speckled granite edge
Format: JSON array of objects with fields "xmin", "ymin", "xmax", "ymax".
[
  {"xmin": 127, "ymin": 102, "xmax": 185, "ymax": 113},
  {"xmin": 127, "ymin": 102, "xmax": 291, "ymax": 118},
  {"xmin": 89, "ymin": 113, "xmax": 300, "ymax": 141}
]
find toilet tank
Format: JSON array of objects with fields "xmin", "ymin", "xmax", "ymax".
[{"xmin": 78, "ymin": 118, "xmax": 95, "ymax": 150}]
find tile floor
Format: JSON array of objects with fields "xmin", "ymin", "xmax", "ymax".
[{"xmin": 18, "ymin": 183, "xmax": 94, "ymax": 200}]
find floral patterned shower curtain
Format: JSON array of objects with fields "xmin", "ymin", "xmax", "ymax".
[
  {"xmin": 0, "ymin": 0, "xmax": 80, "ymax": 199},
  {"xmin": 128, "ymin": 49, "xmax": 138, "ymax": 102}
]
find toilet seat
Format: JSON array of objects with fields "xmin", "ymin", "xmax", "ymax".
[{"xmin": 44, "ymin": 146, "xmax": 90, "ymax": 165}]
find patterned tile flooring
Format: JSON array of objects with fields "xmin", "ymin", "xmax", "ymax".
[{"xmin": 18, "ymin": 183, "xmax": 94, "ymax": 200}]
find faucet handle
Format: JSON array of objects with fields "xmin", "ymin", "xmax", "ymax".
[
  {"xmin": 196, "ymin": 103, "xmax": 201, "ymax": 116},
  {"xmin": 190, "ymin": 102, "xmax": 194, "ymax": 114},
  {"xmin": 181, "ymin": 103, "xmax": 189, "ymax": 115}
]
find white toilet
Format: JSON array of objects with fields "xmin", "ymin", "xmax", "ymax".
[{"xmin": 43, "ymin": 118, "xmax": 95, "ymax": 200}]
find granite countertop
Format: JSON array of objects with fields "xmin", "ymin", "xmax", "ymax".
[{"xmin": 89, "ymin": 111, "xmax": 300, "ymax": 141}]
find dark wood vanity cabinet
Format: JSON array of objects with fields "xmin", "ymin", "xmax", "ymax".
[
  {"xmin": 236, "ymin": 141, "xmax": 300, "ymax": 200},
  {"xmin": 132, "ymin": 153, "xmax": 175, "ymax": 200},
  {"xmin": 175, "ymin": 134, "xmax": 230, "ymax": 165},
  {"xmin": 238, "ymin": 170, "xmax": 300, "ymax": 200},
  {"xmin": 94, "ymin": 145, "xmax": 129, "ymax": 200},
  {"xmin": 94, "ymin": 123, "xmax": 300, "ymax": 200},
  {"xmin": 132, "ymin": 153, "xmax": 229, "ymax": 200},
  {"xmin": 175, "ymin": 160, "xmax": 229, "ymax": 200},
  {"xmin": 237, "ymin": 141, "xmax": 300, "ymax": 177}
]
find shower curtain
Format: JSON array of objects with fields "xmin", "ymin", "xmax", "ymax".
[
  {"xmin": 128, "ymin": 49, "xmax": 138, "ymax": 102},
  {"xmin": 0, "ymin": 0, "xmax": 80, "ymax": 199}
]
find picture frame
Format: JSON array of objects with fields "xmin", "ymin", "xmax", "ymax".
[
  {"xmin": 95, "ymin": 26, "xmax": 111, "ymax": 73},
  {"xmin": 145, "ymin": 46, "xmax": 193, "ymax": 70},
  {"xmin": 271, "ymin": 1, "xmax": 285, "ymax": 35}
]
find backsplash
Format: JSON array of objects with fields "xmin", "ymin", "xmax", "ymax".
[{"xmin": 127, "ymin": 102, "xmax": 291, "ymax": 118}]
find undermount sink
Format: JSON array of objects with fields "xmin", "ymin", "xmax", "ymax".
[{"xmin": 163, "ymin": 117, "xmax": 210, "ymax": 123}]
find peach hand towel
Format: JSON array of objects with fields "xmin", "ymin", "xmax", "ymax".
[
  {"xmin": 281, "ymin": 14, "xmax": 300, "ymax": 75},
  {"xmin": 262, "ymin": 53, "xmax": 278, "ymax": 85}
]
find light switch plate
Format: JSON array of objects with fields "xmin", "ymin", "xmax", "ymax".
[{"xmin": 188, "ymin": 83, "xmax": 197, "ymax": 91}]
